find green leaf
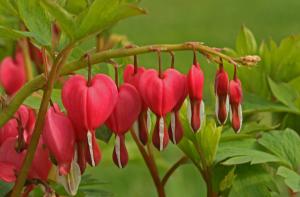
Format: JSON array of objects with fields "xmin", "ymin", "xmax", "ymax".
[
  {"xmin": 75, "ymin": 0, "xmax": 146, "ymax": 40},
  {"xmin": 0, "ymin": 181, "xmax": 13, "ymax": 196},
  {"xmin": 23, "ymin": 92, "xmax": 42, "ymax": 110},
  {"xmin": 258, "ymin": 129, "xmax": 300, "ymax": 170},
  {"xmin": 277, "ymin": 166, "xmax": 300, "ymax": 192},
  {"xmin": 41, "ymin": 0, "xmax": 76, "ymax": 39},
  {"xmin": 17, "ymin": 0, "xmax": 52, "ymax": 47},
  {"xmin": 177, "ymin": 137, "xmax": 200, "ymax": 164},
  {"xmin": 95, "ymin": 125, "xmax": 113, "ymax": 143},
  {"xmin": 65, "ymin": 0, "xmax": 88, "ymax": 14},
  {"xmin": 0, "ymin": 25, "xmax": 32, "ymax": 40},
  {"xmin": 236, "ymin": 25, "xmax": 257, "ymax": 55},
  {"xmin": 198, "ymin": 120, "xmax": 222, "ymax": 166},
  {"xmin": 267, "ymin": 77, "xmax": 299, "ymax": 111},
  {"xmin": 0, "ymin": 0, "xmax": 18, "ymax": 16},
  {"xmin": 243, "ymin": 92, "xmax": 298, "ymax": 115},
  {"xmin": 229, "ymin": 164, "xmax": 277, "ymax": 197}
]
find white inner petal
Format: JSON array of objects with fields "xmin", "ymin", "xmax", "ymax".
[
  {"xmin": 170, "ymin": 112, "xmax": 176, "ymax": 143},
  {"xmin": 159, "ymin": 117, "xmax": 164, "ymax": 151},
  {"xmin": 87, "ymin": 131, "xmax": 95, "ymax": 167},
  {"xmin": 199, "ymin": 100, "xmax": 205, "ymax": 131},
  {"xmin": 237, "ymin": 104, "xmax": 243, "ymax": 133},
  {"xmin": 225, "ymin": 94, "xmax": 230, "ymax": 123},
  {"xmin": 57, "ymin": 160, "xmax": 81, "ymax": 196},
  {"xmin": 115, "ymin": 135, "xmax": 122, "ymax": 168},
  {"xmin": 147, "ymin": 109, "xmax": 152, "ymax": 132}
]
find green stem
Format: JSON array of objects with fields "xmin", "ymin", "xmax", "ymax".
[
  {"xmin": 0, "ymin": 42, "xmax": 258, "ymax": 127},
  {"xmin": 162, "ymin": 156, "xmax": 189, "ymax": 186},
  {"xmin": 20, "ymin": 38, "xmax": 34, "ymax": 81},
  {"xmin": 10, "ymin": 47, "xmax": 73, "ymax": 197}
]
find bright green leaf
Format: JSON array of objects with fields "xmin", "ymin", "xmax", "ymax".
[
  {"xmin": 95, "ymin": 125, "xmax": 113, "ymax": 143},
  {"xmin": 236, "ymin": 25, "xmax": 257, "ymax": 55},
  {"xmin": 0, "ymin": 25, "xmax": 32, "ymax": 40},
  {"xmin": 258, "ymin": 129, "xmax": 300, "ymax": 170},
  {"xmin": 277, "ymin": 166, "xmax": 300, "ymax": 192},
  {"xmin": 0, "ymin": 181, "xmax": 13, "ymax": 196},
  {"xmin": 41, "ymin": 0, "xmax": 76, "ymax": 39},
  {"xmin": 75, "ymin": 0, "xmax": 146, "ymax": 40},
  {"xmin": 267, "ymin": 77, "xmax": 299, "ymax": 111},
  {"xmin": 17, "ymin": 0, "xmax": 52, "ymax": 46}
]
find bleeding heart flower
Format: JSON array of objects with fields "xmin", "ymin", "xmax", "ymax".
[
  {"xmin": 0, "ymin": 105, "xmax": 35, "ymax": 146},
  {"xmin": 139, "ymin": 68, "xmax": 184, "ymax": 150},
  {"xmin": 106, "ymin": 83, "xmax": 141, "ymax": 168},
  {"xmin": 0, "ymin": 137, "xmax": 51, "ymax": 182},
  {"xmin": 124, "ymin": 64, "xmax": 149, "ymax": 145},
  {"xmin": 43, "ymin": 104, "xmax": 76, "ymax": 175},
  {"xmin": 62, "ymin": 74, "xmax": 118, "ymax": 170},
  {"xmin": 85, "ymin": 131, "xmax": 101, "ymax": 167},
  {"xmin": 187, "ymin": 63, "xmax": 205, "ymax": 133},
  {"xmin": 62, "ymin": 74, "xmax": 118, "ymax": 140},
  {"xmin": 29, "ymin": 43, "xmax": 43, "ymax": 68},
  {"xmin": 168, "ymin": 73, "xmax": 187, "ymax": 144},
  {"xmin": 229, "ymin": 77, "xmax": 243, "ymax": 133},
  {"xmin": 0, "ymin": 52, "xmax": 26, "ymax": 95},
  {"xmin": 214, "ymin": 62, "xmax": 229, "ymax": 125}
]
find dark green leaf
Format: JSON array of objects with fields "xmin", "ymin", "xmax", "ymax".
[
  {"xmin": 17, "ymin": 0, "xmax": 52, "ymax": 46},
  {"xmin": 95, "ymin": 125, "xmax": 113, "ymax": 143},
  {"xmin": 0, "ymin": 181, "xmax": 13, "ymax": 196}
]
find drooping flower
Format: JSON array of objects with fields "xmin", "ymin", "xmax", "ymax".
[
  {"xmin": 106, "ymin": 83, "xmax": 141, "ymax": 168},
  {"xmin": 168, "ymin": 73, "xmax": 187, "ymax": 144},
  {"xmin": 0, "ymin": 105, "xmax": 35, "ymax": 146},
  {"xmin": 62, "ymin": 74, "xmax": 118, "ymax": 170},
  {"xmin": 123, "ymin": 63, "xmax": 150, "ymax": 145},
  {"xmin": 139, "ymin": 68, "xmax": 185, "ymax": 151},
  {"xmin": 214, "ymin": 60, "xmax": 229, "ymax": 124},
  {"xmin": 43, "ymin": 104, "xmax": 76, "ymax": 175},
  {"xmin": 187, "ymin": 57, "xmax": 205, "ymax": 133},
  {"xmin": 229, "ymin": 68, "xmax": 243, "ymax": 133},
  {"xmin": 0, "ymin": 52, "xmax": 26, "ymax": 95}
]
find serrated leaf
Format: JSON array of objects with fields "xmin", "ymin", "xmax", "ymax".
[
  {"xmin": 236, "ymin": 25, "xmax": 257, "ymax": 55},
  {"xmin": 41, "ymin": 0, "xmax": 76, "ymax": 39},
  {"xmin": 229, "ymin": 164, "xmax": 278, "ymax": 197},
  {"xmin": 277, "ymin": 166, "xmax": 300, "ymax": 192},
  {"xmin": 75, "ymin": 0, "xmax": 146, "ymax": 40},
  {"xmin": 17, "ymin": 0, "xmax": 52, "ymax": 47},
  {"xmin": 258, "ymin": 129, "xmax": 300, "ymax": 170},
  {"xmin": 267, "ymin": 77, "xmax": 299, "ymax": 111}
]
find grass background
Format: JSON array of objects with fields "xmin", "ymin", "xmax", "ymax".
[{"xmin": 86, "ymin": 0, "xmax": 300, "ymax": 196}]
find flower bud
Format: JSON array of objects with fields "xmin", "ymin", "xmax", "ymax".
[{"xmin": 229, "ymin": 78, "xmax": 243, "ymax": 133}]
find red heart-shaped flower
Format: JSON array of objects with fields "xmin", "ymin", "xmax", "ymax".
[
  {"xmin": 139, "ymin": 68, "xmax": 185, "ymax": 150},
  {"xmin": 62, "ymin": 74, "xmax": 118, "ymax": 140}
]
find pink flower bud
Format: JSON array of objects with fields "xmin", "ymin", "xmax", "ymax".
[
  {"xmin": 187, "ymin": 63, "xmax": 205, "ymax": 132},
  {"xmin": 229, "ymin": 78, "xmax": 243, "ymax": 133},
  {"xmin": 214, "ymin": 66, "xmax": 229, "ymax": 124},
  {"xmin": 0, "ymin": 52, "xmax": 26, "ymax": 95}
]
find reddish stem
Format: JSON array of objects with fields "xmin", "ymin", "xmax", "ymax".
[
  {"xmin": 193, "ymin": 47, "xmax": 198, "ymax": 66},
  {"xmin": 233, "ymin": 64, "xmax": 237, "ymax": 81},
  {"xmin": 86, "ymin": 54, "xmax": 92, "ymax": 86},
  {"xmin": 168, "ymin": 50, "xmax": 175, "ymax": 69},
  {"xmin": 156, "ymin": 50, "xmax": 163, "ymax": 78},
  {"xmin": 134, "ymin": 55, "xmax": 138, "ymax": 74}
]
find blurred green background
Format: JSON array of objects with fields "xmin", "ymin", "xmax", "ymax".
[{"xmin": 86, "ymin": 0, "xmax": 300, "ymax": 196}]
